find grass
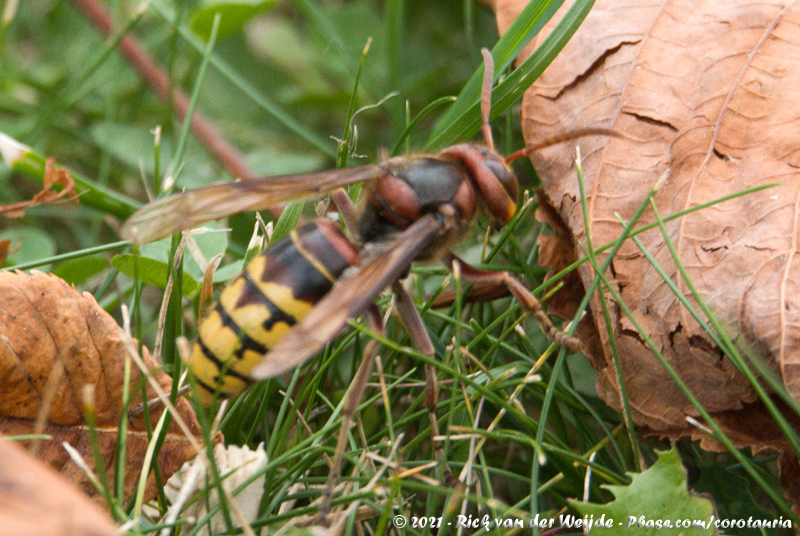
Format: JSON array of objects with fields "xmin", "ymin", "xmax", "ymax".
[{"xmin": 0, "ymin": 0, "xmax": 797, "ymax": 535}]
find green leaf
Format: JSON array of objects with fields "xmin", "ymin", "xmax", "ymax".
[
  {"xmin": 90, "ymin": 123, "xmax": 172, "ymax": 175},
  {"xmin": 89, "ymin": 123, "xmax": 214, "ymax": 189},
  {"xmin": 570, "ymin": 448, "xmax": 715, "ymax": 536},
  {"xmin": 211, "ymin": 260, "xmax": 243, "ymax": 283},
  {"xmin": 112, "ymin": 254, "xmax": 200, "ymax": 294},
  {"xmin": 137, "ymin": 221, "xmax": 229, "ymax": 283},
  {"xmin": 0, "ymin": 227, "xmax": 56, "ymax": 270},
  {"xmin": 190, "ymin": 0, "xmax": 278, "ymax": 39},
  {"xmin": 52, "ymin": 256, "xmax": 107, "ymax": 284},
  {"xmin": 244, "ymin": 19, "xmax": 333, "ymax": 95}
]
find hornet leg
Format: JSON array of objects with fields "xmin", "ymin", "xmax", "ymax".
[
  {"xmin": 319, "ymin": 303, "xmax": 382, "ymax": 521},
  {"xmin": 391, "ymin": 280, "xmax": 450, "ymax": 482},
  {"xmin": 444, "ymin": 252, "xmax": 581, "ymax": 352}
]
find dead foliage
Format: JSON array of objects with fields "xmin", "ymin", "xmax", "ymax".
[
  {"xmin": 0, "ymin": 436, "xmax": 119, "ymax": 536},
  {"xmin": 495, "ymin": 0, "xmax": 800, "ymax": 488},
  {"xmin": 0, "ymin": 270, "xmax": 207, "ymax": 506},
  {"xmin": 0, "ymin": 158, "xmax": 79, "ymax": 217}
]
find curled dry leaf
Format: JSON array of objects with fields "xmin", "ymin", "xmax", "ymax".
[
  {"xmin": 0, "ymin": 270, "xmax": 207, "ymax": 505},
  {"xmin": 495, "ymin": 0, "xmax": 800, "ymax": 444},
  {"xmin": 0, "ymin": 436, "xmax": 119, "ymax": 536},
  {"xmin": 0, "ymin": 158, "xmax": 78, "ymax": 217}
]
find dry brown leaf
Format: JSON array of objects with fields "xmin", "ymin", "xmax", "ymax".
[
  {"xmin": 0, "ymin": 270, "xmax": 207, "ymax": 505},
  {"xmin": 495, "ymin": 0, "xmax": 800, "ymax": 442},
  {"xmin": 0, "ymin": 436, "xmax": 119, "ymax": 536},
  {"xmin": 0, "ymin": 158, "xmax": 79, "ymax": 217}
]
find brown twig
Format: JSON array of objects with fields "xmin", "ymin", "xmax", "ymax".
[{"xmin": 70, "ymin": 0, "xmax": 261, "ymax": 187}]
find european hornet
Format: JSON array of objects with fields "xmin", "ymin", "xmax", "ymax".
[{"xmin": 121, "ymin": 49, "xmax": 616, "ymax": 515}]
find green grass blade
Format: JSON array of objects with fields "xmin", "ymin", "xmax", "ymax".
[
  {"xmin": 425, "ymin": 0, "xmax": 597, "ymax": 151},
  {"xmin": 148, "ymin": 0, "xmax": 337, "ymax": 158}
]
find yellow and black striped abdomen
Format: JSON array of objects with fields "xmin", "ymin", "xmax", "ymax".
[{"xmin": 190, "ymin": 219, "xmax": 359, "ymax": 405}]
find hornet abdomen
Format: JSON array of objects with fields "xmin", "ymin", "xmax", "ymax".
[{"xmin": 190, "ymin": 219, "xmax": 360, "ymax": 405}]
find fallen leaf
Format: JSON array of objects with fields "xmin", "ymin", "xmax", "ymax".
[
  {"xmin": 0, "ymin": 436, "xmax": 119, "ymax": 536},
  {"xmin": 0, "ymin": 270, "xmax": 208, "ymax": 505},
  {"xmin": 496, "ymin": 0, "xmax": 800, "ymax": 437}
]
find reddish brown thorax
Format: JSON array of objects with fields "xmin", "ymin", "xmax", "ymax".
[{"xmin": 357, "ymin": 144, "xmax": 519, "ymax": 256}]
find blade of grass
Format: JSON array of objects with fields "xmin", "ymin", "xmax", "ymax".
[
  {"xmin": 114, "ymin": 343, "xmax": 133, "ymax": 514},
  {"xmin": 541, "ymin": 183, "xmax": 781, "ymax": 296},
  {"xmin": 530, "ymin": 166, "xmax": 661, "ymax": 528},
  {"xmin": 131, "ymin": 399, "xmax": 171, "ymax": 520},
  {"xmin": 160, "ymin": 12, "xmax": 220, "ymax": 373},
  {"xmin": 426, "ymin": 0, "xmax": 598, "ymax": 151},
  {"xmin": 384, "ymin": 0, "xmax": 406, "ymax": 138},
  {"xmin": 81, "ymin": 386, "xmax": 116, "ymax": 514},
  {"xmin": 644, "ymin": 201, "xmax": 800, "ymax": 455},
  {"xmin": 166, "ymin": 13, "xmax": 221, "ymax": 191},
  {"xmin": 574, "ymin": 147, "xmax": 640, "ymax": 471},
  {"xmin": 337, "ymin": 38, "xmax": 372, "ymax": 170},
  {"xmin": 2, "ymin": 240, "xmax": 129, "ymax": 272},
  {"xmin": 24, "ymin": 1, "xmax": 150, "ymax": 142},
  {"xmin": 391, "ymin": 96, "xmax": 456, "ymax": 156},
  {"xmin": 148, "ymin": 0, "xmax": 336, "ymax": 159},
  {"xmin": 428, "ymin": 0, "xmax": 566, "ymax": 144},
  {"xmin": 593, "ymin": 261, "xmax": 798, "ymax": 520},
  {"xmin": 137, "ymin": 15, "xmax": 225, "ymax": 531}
]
